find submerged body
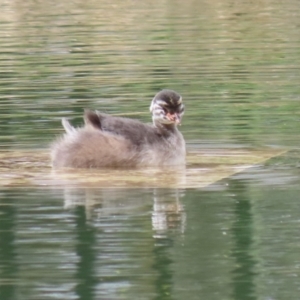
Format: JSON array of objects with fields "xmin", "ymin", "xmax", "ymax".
[{"xmin": 51, "ymin": 89, "xmax": 186, "ymax": 168}]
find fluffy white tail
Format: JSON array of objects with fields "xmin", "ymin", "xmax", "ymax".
[{"xmin": 62, "ymin": 118, "xmax": 76, "ymax": 134}]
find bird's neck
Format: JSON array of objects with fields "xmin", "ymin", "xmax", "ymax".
[{"xmin": 153, "ymin": 120, "xmax": 177, "ymax": 133}]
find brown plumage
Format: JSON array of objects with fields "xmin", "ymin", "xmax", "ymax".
[{"xmin": 51, "ymin": 89, "xmax": 186, "ymax": 168}]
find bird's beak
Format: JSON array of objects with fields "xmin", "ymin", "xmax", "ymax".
[
  {"xmin": 175, "ymin": 118, "xmax": 181, "ymax": 125},
  {"xmin": 175, "ymin": 114, "xmax": 181, "ymax": 125},
  {"xmin": 166, "ymin": 113, "xmax": 181, "ymax": 125}
]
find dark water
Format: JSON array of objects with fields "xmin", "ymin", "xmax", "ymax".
[{"xmin": 1, "ymin": 0, "xmax": 300, "ymax": 299}]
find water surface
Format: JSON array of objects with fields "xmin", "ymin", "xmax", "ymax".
[
  {"xmin": 1, "ymin": 0, "xmax": 300, "ymax": 299},
  {"xmin": 1, "ymin": 159, "xmax": 300, "ymax": 300}
]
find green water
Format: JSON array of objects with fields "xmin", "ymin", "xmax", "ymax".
[
  {"xmin": 1, "ymin": 167, "xmax": 300, "ymax": 300},
  {"xmin": 1, "ymin": 0, "xmax": 300, "ymax": 299},
  {"xmin": 1, "ymin": 0, "xmax": 299, "ymax": 149}
]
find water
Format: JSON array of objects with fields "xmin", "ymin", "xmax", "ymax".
[
  {"xmin": 1, "ymin": 0, "xmax": 300, "ymax": 149},
  {"xmin": 1, "ymin": 0, "xmax": 300, "ymax": 299},
  {"xmin": 1, "ymin": 166, "xmax": 300, "ymax": 300}
]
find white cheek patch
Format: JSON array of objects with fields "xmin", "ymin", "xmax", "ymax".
[
  {"xmin": 153, "ymin": 109, "xmax": 165, "ymax": 120},
  {"xmin": 152, "ymin": 103, "xmax": 164, "ymax": 114}
]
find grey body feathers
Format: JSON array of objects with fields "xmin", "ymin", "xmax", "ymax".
[{"xmin": 51, "ymin": 113, "xmax": 185, "ymax": 168}]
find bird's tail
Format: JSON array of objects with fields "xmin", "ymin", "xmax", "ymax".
[{"xmin": 62, "ymin": 118, "xmax": 76, "ymax": 134}]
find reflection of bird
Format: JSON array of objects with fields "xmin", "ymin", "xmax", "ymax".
[{"xmin": 51, "ymin": 89, "xmax": 186, "ymax": 168}]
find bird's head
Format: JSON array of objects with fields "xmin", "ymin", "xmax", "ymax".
[{"xmin": 150, "ymin": 89, "xmax": 184, "ymax": 126}]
